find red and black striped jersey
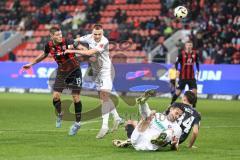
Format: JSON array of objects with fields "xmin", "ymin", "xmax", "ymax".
[
  {"xmin": 175, "ymin": 50, "xmax": 200, "ymax": 80},
  {"xmin": 44, "ymin": 38, "xmax": 79, "ymax": 72}
]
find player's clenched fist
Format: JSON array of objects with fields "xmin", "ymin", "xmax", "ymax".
[{"xmin": 22, "ymin": 63, "xmax": 32, "ymax": 70}]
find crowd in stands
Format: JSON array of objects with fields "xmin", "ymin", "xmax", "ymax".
[
  {"xmin": 0, "ymin": 0, "xmax": 239, "ymax": 64},
  {"xmin": 173, "ymin": 0, "xmax": 239, "ymax": 64}
]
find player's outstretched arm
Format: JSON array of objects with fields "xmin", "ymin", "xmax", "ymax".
[
  {"xmin": 22, "ymin": 52, "xmax": 47, "ymax": 70},
  {"xmin": 65, "ymin": 49, "xmax": 98, "ymax": 56},
  {"xmin": 68, "ymin": 41, "xmax": 89, "ymax": 50},
  {"xmin": 188, "ymin": 124, "xmax": 199, "ymax": 148}
]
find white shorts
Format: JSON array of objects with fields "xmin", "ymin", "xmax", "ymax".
[
  {"xmin": 130, "ymin": 127, "xmax": 159, "ymax": 151},
  {"xmin": 94, "ymin": 74, "xmax": 113, "ymax": 91}
]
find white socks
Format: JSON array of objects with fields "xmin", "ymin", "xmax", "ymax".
[
  {"xmin": 139, "ymin": 102, "xmax": 151, "ymax": 119},
  {"xmin": 111, "ymin": 108, "xmax": 120, "ymax": 120},
  {"xmin": 101, "ymin": 99, "xmax": 120, "ymax": 129},
  {"xmin": 101, "ymin": 113, "xmax": 110, "ymax": 129}
]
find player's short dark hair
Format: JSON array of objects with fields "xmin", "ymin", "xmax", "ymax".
[
  {"xmin": 170, "ymin": 102, "xmax": 185, "ymax": 112},
  {"xmin": 50, "ymin": 26, "xmax": 61, "ymax": 34},
  {"xmin": 185, "ymin": 40, "xmax": 193, "ymax": 44},
  {"xmin": 184, "ymin": 91, "xmax": 196, "ymax": 105},
  {"xmin": 93, "ymin": 24, "xmax": 103, "ymax": 30}
]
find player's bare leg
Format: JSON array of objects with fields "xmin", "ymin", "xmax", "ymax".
[
  {"xmin": 96, "ymin": 90, "xmax": 110, "ymax": 138},
  {"xmin": 110, "ymin": 94, "xmax": 124, "ymax": 132},
  {"xmin": 53, "ymin": 91, "xmax": 63, "ymax": 128},
  {"xmin": 96, "ymin": 90, "xmax": 122, "ymax": 138},
  {"xmin": 69, "ymin": 93, "xmax": 82, "ymax": 136}
]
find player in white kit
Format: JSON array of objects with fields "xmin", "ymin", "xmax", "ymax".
[
  {"xmin": 113, "ymin": 90, "xmax": 183, "ymax": 151},
  {"xmin": 65, "ymin": 24, "xmax": 122, "ymax": 139}
]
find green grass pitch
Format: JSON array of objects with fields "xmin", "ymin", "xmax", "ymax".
[{"xmin": 0, "ymin": 93, "xmax": 240, "ymax": 160}]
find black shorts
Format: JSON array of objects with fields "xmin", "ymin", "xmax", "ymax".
[
  {"xmin": 170, "ymin": 79, "xmax": 176, "ymax": 86},
  {"xmin": 125, "ymin": 124, "xmax": 135, "ymax": 139},
  {"xmin": 53, "ymin": 68, "xmax": 82, "ymax": 94},
  {"xmin": 177, "ymin": 79, "xmax": 197, "ymax": 90}
]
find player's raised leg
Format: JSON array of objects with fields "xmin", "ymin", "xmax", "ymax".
[{"xmin": 136, "ymin": 89, "xmax": 157, "ymax": 105}]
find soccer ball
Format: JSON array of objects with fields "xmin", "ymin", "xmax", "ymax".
[{"xmin": 174, "ymin": 6, "xmax": 188, "ymax": 19}]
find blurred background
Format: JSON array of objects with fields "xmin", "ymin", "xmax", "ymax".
[{"xmin": 0, "ymin": 0, "xmax": 239, "ymax": 99}]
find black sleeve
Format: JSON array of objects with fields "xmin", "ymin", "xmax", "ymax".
[
  {"xmin": 196, "ymin": 53, "xmax": 200, "ymax": 72},
  {"xmin": 175, "ymin": 51, "xmax": 182, "ymax": 70},
  {"xmin": 73, "ymin": 41, "xmax": 79, "ymax": 49},
  {"xmin": 193, "ymin": 112, "xmax": 201, "ymax": 126},
  {"xmin": 44, "ymin": 44, "xmax": 50, "ymax": 56},
  {"xmin": 73, "ymin": 41, "xmax": 89, "ymax": 49},
  {"xmin": 66, "ymin": 39, "xmax": 74, "ymax": 49}
]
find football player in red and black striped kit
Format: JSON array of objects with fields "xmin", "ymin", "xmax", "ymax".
[
  {"xmin": 171, "ymin": 41, "xmax": 199, "ymax": 108},
  {"xmin": 22, "ymin": 27, "xmax": 84, "ymax": 135}
]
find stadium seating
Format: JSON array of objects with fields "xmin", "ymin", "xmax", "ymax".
[{"xmin": 0, "ymin": 0, "xmax": 239, "ymax": 64}]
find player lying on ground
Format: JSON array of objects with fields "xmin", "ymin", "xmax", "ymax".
[
  {"xmin": 64, "ymin": 24, "xmax": 123, "ymax": 139},
  {"xmin": 113, "ymin": 90, "xmax": 184, "ymax": 151}
]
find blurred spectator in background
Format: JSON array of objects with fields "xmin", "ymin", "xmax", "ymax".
[
  {"xmin": 109, "ymin": 28, "xmax": 120, "ymax": 41},
  {"xmin": 50, "ymin": 0, "xmax": 58, "ymax": 10},
  {"xmin": 113, "ymin": 9, "xmax": 127, "ymax": 24},
  {"xmin": 214, "ymin": 48, "xmax": 225, "ymax": 64},
  {"xmin": 144, "ymin": 37, "xmax": 154, "ymax": 53},
  {"xmin": 8, "ymin": 50, "xmax": 16, "ymax": 62},
  {"xmin": 152, "ymin": 42, "xmax": 168, "ymax": 63},
  {"xmin": 163, "ymin": 25, "xmax": 173, "ymax": 37},
  {"xmin": 145, "ymin": 18, "xmax": 155, "ymax": 30},
  {"xmin": 232, "ymin": 52, "xmax": 240, "ymax": 64},
  {"xmin": 127, "ymin": 0, "xmax": 142, "ymax": 4},
  {"xmin": 0, "ymin": 0, "xmax": 238, "ymax": 64},
  {"xmin": 176, "ymin": 39, "xmax": 184, "ymax": 51}
]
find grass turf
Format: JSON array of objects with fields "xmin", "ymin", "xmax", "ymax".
[{"xmin": 0, "ymin": 93, "xmax": 240, "ymax": 160}]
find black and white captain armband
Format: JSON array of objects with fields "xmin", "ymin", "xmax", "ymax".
[
  {"xmin": 73, "ymin": 41, "xmax": 89, "ymax": 49},
  {"xmin": 73, "ymin": 41, "xmax": 80, "ymax": 49}
]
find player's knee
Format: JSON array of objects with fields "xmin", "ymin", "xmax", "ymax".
[
  {"xmin": 72, "ymin": 95, "xmax": 80, "ymax": 103},
  {"xmin": 126, "ymin": 120, "xmax": 134, "ymax": 125},
  {"xmin": 176, "ymin": 90, "xmax": 181, "ymax": 96},
  {"xmin": 192, "ymin": 89, "xmax": 197, "ymax": 95},
  {"xmin": 53, "ymin": 93, "xmax": 61, "ymax": 101},
  {"xmin": 100, "ymin": 92, "xmax": 109, "ymax": 102}
]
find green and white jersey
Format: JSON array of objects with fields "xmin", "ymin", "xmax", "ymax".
[{"xmin": 131, "ymin": 113, "xmax": 182, "ymax": 151}]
